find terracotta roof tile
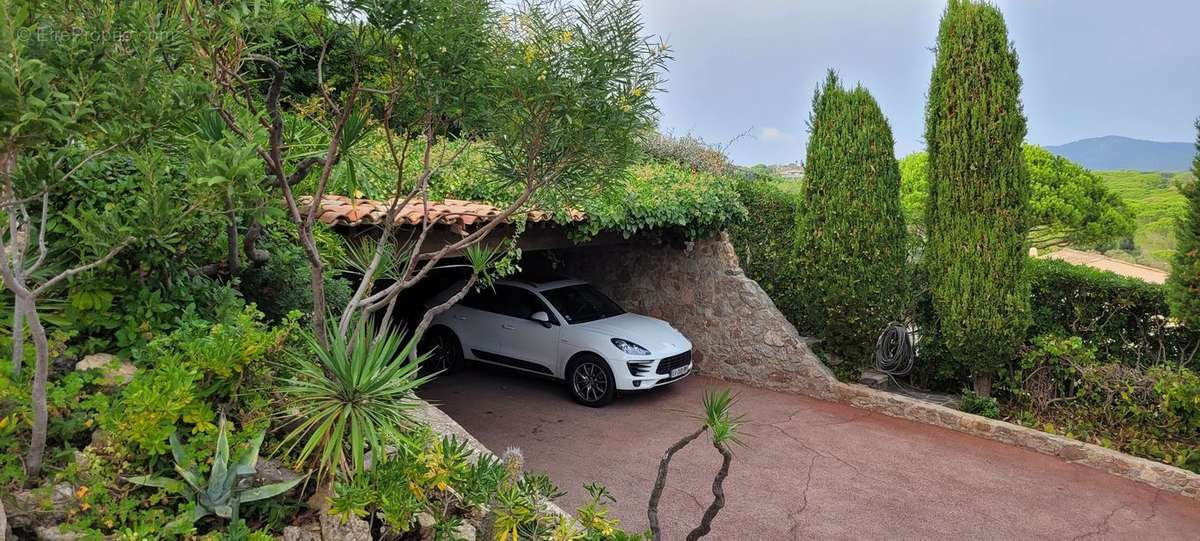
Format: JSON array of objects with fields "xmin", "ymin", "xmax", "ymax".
[{"xmin": 300, "ymin": 194, "xmax": 585, "ymax": 228}]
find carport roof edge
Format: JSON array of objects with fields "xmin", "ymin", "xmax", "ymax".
[{"xmin": 301, "ymin": 194, "xmax": 586, "ymax": 229}]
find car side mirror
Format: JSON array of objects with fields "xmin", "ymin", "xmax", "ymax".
[{"xmin": 531, "ymin": 311, "xmax": 552, "ymax": 328}]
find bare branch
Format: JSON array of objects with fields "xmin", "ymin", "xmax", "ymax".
[
  {"xmin": 684, "ymin": 443, "xmax": 733, "ymax": 541},
  {"xmin": 648, "ymin": 425, "xmax": 706, "ymax": 539},
  {"xmin": 33, "ymin": 237, "xmax": 134, "ymax": 297}
]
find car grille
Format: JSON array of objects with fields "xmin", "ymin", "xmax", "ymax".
[{"xmin": 656, "ymin": 350, "xmax": 692, "ymax": 374}]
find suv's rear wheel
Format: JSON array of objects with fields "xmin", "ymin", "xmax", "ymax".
[
  {"xmin": 421, "ymin": 327, "xmax": 464, "ymax": 375},
  {"xmin": 567, "ymin": 355, "xmax": 616, "ymax": 407}
]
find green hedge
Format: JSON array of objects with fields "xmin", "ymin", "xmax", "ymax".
[
  {"xmin": 728, "ymin": 180, "xmax": 812, "ymax": 334},
  {"xmin": 1029, "ymin": 258, "xmax": 1199, "ymax": 367}
]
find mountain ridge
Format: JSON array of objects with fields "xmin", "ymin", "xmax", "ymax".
[{"xmin": 1045, "ymin": 135, "xmax": 1194, "ymax": 172}]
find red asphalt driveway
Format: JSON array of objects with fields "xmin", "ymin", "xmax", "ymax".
[{"xmin": 420, "ymin": 367, "xmax": 1199, "ymax": 540}]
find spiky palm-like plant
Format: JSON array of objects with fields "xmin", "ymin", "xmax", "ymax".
[{"xmin": 275, "ymin": 323, "xmax": 432, "ymax": 483}]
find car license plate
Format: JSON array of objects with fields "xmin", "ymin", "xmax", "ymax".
[{"xmin": 670, "ymin": 365, "xmax": 689, "ymax": 378}]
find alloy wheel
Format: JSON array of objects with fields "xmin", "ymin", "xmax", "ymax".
[{"xmin": 572, "ymin": 361, "xmax": 609, "ymax": 403}]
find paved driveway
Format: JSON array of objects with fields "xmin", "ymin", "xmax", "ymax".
[{"xmin": 419, "ymin": 367, "xmax": 1199, "ymax": 540}]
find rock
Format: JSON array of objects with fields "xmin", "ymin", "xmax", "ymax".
[
  {"xmin": 5, "ymin": 483, "xmax": 73, "ymax": 529},
  {"xmin": 416, "ymin": 511, "xmax": 436, "ymax": 540},
  {"xmin": 1, "ymin": 496, "xmax": 9, "ymax": 541},
  {"xmin": 35, "ymin": 525, "xmax": 83, "ymax": 541},
  {"xmin": 74, "ymin": 353, "xmax": 135, "ymax": 385},
  {"xmin": 859, "ymin": 369, "xmax": 890, "ymax": 390},
  {"xmin": 453, "ymin": 522, "xmax": 477, "ymax": 541},
  {"xmin": 319, "ymin": 511, "xmax": 370, "ymax": 541},
  {"xmin": 254, "ymin": 458, "xmax": 303, "ymax": 488},
  {"xmin": 280, "ymin": 522, "xmax": 321, "ymax": 541}
]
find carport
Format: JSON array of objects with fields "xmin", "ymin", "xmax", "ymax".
[{"xmin": 307, "ymin": 193, "xmax": 832, "ymax": 392}]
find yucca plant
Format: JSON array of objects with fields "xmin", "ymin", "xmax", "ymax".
[
  {"xmin": 126, "ymin": 415, "xmax": 304, "ymax": 524},
  {"xmin": 275, "ymin": 322, "xmax": 432, "ymax": 483}
]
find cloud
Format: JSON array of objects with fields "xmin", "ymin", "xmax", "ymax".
[{"xmin": 756, "ymin": 126, "xmax": 798, "ymax": 144}]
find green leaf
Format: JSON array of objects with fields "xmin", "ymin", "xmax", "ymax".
[
  {"xmin": 169, "ymin": 432, "xmax": 187, "ymax": 466},
  {"xmin": 207, "ymin": 415, "xmax": 231, "ymax": 501},
  {"xmin": 235, "ymin": 431, "xmax": 266, "ymax": 476},
  {"xmin": 125, "ymin": 475, "xmax": 186, "ymax": 493},
  {"xmin": 238, "ymin": 475, "xmax": 306, "ymax": 503}
]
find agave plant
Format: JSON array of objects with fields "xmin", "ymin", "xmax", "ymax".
[
  {"xmin": 275, "ymin": 322, "xmax": 432, "ymax": 482},
  {"xmin": 126, "ymin": 415, "xmax": 304, "ymax": 523}
]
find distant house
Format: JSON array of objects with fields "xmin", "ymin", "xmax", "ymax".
[{"xmin": 770, "ymin": 162, "xmax": 805, "ymax": 179}]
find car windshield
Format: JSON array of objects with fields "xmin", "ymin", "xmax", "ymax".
[{"xmin": 540, "ymin": 284, "xmax": 625, "ymax": 324}]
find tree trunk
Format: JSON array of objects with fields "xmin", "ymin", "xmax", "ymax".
[
  {"xmin": 972, "ymin": 372, "xmax": 993, "ymax": 398},
  {"xmin": 648, "ymin": 426, "xmax": 706, "ymax": 540},
  {"xmin": 10, "ymin": 304, "xmax": 22, "ymax": 379},
  {"xmin": 308, "ymin": 254, "xmax": 327, "ymax": 346},
  {"xmin": 19, "ymin": 296, "xmax": 49, "ymax": 480},
  {"xmin": 224, "ymin": 191, "xmax": 239, "ymax": 275},
  {"xmin": 685, "ymin": 443, "xmax": 733, "ymax": 541}
]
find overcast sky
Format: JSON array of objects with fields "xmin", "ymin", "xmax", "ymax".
[{"xmin": 639, "ymin": 0, "xmax": 1200, "ymax": 165}]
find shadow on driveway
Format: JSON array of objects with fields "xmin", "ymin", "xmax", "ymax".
[{"xmin": 419, "ymin": 365, "xmax": 1199, "ymax": 540}]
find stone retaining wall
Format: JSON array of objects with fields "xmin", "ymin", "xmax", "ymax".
[{"xmin": 559, "ymin": 234, "xmax": 1200, "ymax": 501}]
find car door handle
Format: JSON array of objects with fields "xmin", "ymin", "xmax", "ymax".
[
  {"xmin": 501, "ymin": 324, "xmax": 515, "ymax": 330},
  {"xmin": 453, "ymin": 315, "xmax": 468, "ymax": 321}
]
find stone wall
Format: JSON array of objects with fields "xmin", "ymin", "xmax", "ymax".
[{"xmin": 559, "ymin": 233, "xmax": 839, "ymax": 399}]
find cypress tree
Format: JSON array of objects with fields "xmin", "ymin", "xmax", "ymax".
[
  {"xmin": 1167, "ymin": 121, "xmax": 1200, "ymax": 329},
  {"xmin": 795, "ymin": 71, "xmax": 907, "ymax": 363},
  {"xmin": 923, "ymin": 0, "xmax": 1030, "ymax": 396}
]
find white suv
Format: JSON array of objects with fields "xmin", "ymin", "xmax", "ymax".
[{"xmin": 424, "ymin": 278, "xmax": 693, "ymax": 406}]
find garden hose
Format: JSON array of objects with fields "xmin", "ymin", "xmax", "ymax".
[{"xmin": 874, "ymin": 322, "xmax": 915, "ymax": 376}]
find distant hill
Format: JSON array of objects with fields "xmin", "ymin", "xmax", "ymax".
[
  {"xmin": 1097, "ymin": 170, "xmax": 1195, "ymax": 270},
  {"xmin": 1045, "ymin": 136, "xmax": 1194, "ymax": 172}
]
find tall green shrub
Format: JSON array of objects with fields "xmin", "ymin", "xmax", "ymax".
[
  {"xmin": 923, "ymin": 0, "xmax": 1030, "ymax": 396},
  {"xmin": 1168, "ymin": 121, "xmax": 1200, "ymax": 330},
  {"xmin": 795, "ymin": 72, "xmax": 907, "ymax": 362},
  {"xmin": 729, "ymin": 180, "xmax": 809, "ymax": 333}
]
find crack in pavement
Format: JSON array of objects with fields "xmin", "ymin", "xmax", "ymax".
[
  {"xmin": 787, "ymin": 453, "xmax": 820, "ymax": 540},
  {"xmin": 747, "ymin": 419, "xmax": 887, "ymax": 485},
  {"xmin": 754, "ymin": 406, "xmax": 873, "ymax": 430},
  {"xmin": 1071, "ymin": 502, "xmax": 1128, "ymax": 540}
]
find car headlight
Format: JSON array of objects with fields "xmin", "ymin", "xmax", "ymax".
[{"xmin": 611, "ymin": 338, "xmax": 651, "ymax": 356}]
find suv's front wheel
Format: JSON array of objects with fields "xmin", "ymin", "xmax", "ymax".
[
  {"xmin": 567, "ymin": 355, "xmax": 616, "ymax": 407},
  {"xmin": 420, "ymin": 327, "xmax": 464, "ymax": 375}
]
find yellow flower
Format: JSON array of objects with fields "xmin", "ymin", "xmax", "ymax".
[
  {"xmin": 559, "ymin": 30, "xmax": 573, "ymax": 43},
  {"xmin": 631, "ymin": 87, "xmax": 644, "ymax": 97},
  {"xmin": 75, "ymin": 486, "xmax": 90, "ymax": 498}
]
